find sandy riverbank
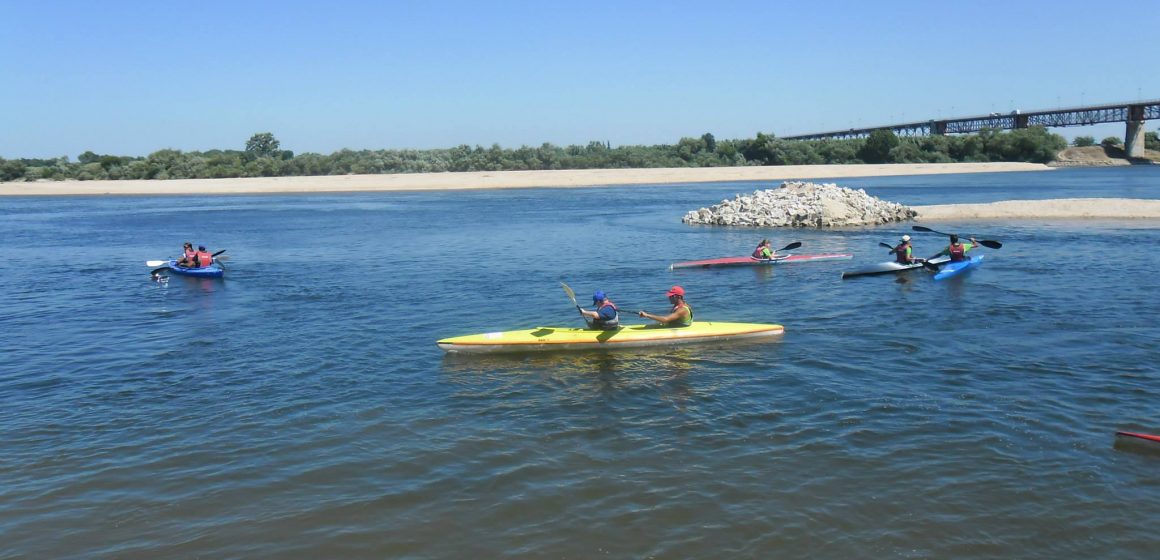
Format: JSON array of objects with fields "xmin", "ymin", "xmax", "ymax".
[
  {"xmin": 914, "ymin": 199, "xmax": 1160, "ymax": 221},
  {"xmin": 0, "ymin": 162, "xmax": 1047, "ymax": 196}
]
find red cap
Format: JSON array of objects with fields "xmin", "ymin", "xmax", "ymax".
[{"xmin": 666, "ymin": 286, "xmax": 685, "ymax": 297}]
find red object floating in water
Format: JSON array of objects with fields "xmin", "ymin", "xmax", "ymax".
[{"xmin": 1115, "ymin": 431, "xmax": 1160, "ymax": 443}]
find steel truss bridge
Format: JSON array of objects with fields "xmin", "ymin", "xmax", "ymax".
[{"xmin": 781, "ymin": 99, "xmax": 1159, "ymax": 157}]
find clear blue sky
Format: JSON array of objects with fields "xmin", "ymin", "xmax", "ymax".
[{"xmin": 3, "ymin": 0, "xmax": 1157, "ymax": 159}]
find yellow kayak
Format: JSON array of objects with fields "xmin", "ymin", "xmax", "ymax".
[{"xmin": 437, "ymin": 321, "xmax": 785, "ymax": 354}]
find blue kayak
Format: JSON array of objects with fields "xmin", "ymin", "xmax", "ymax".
[
  {"xmin": 932, "ymin": 254, "xmax": 983, "ymax": 281},
  {"xmin": 160, "ymin": 259, "xmax": 224, "ymax": 278}
]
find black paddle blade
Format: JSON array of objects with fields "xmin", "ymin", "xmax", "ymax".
[
  {"xmin": 911, "ymin": 225, "xmax": 951, "ymax": 236},
  {"xmin": 980, "ymin": 240, "xmax": 1003, "ymax": 249},
  {"xmin": 879, "ymin": 242, "xmax": 895, "ymax": 250},
  {"xmin": 921, "ymin": 260, "xmax": 941, "ymax": 272},
  {"xmin": 779, "ymin": 241, "xmax": 802, "ymax": 252},
  {"xmin": 150, "ymin": 266, "xmax": 169, "ymax": 276}
]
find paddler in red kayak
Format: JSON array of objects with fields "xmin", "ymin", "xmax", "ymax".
[
  {"xmin": 929, "ymin": 234, "xmax": 979, "ymax": 263},
  {"xmin": 752, "ymin": 239, "xmax": 776, "ymax": 260},
  {"xmin": 580, "ymin": 290, "xmax": 620, "ymax": 330},
  {"xmin": 891, "ymin": 235, "xmax": 924, "ymax": 265},
  {"xmin": 638, "ymin": 286, "xmax": 693, "ymax": 327}
]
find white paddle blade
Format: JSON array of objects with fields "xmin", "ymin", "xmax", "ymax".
[{"xmin": 146, "ymin": 260, "xmax": 167, "ymax": 267}]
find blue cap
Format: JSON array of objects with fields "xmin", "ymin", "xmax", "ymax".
[{"xmin": 592, "ymin": 290, "xmax": 606, "ymax": 303}]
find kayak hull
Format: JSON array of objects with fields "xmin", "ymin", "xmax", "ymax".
[
  {"xmin": 671, "ymin": 253, "xmax": 853, "ymax": 270},
  {"xmin": 1116, "ymin": 431, "xmax": 1160, "ymax": 444},
  {"xmin": 933, "ymin": 254, "xmax": 983, "ymax": 281},
  {"xmin": 161, "ymin": 259, "xmax": 224, "ymax": 278},
  {"xmin": 841, "ymin": 256, "xmax": 949, "ymax": 279},
  {"xmin": 438, "ymin": 321, "xmax": 785, "ymax": 354}
]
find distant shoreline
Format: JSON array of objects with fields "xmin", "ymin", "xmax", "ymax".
[
  {"xmin": 1, "ymin": 162, "xmax": 1048, "ymax": 196},
  {"xmin": 6, "ymin": 162, "xmax": 1158, "ymax": 221}
]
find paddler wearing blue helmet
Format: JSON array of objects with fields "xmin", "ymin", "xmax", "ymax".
[{"xmin": 580, "ymin": 290, "xmax": 620, "ymax": 330}]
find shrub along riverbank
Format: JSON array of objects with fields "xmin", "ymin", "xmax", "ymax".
[{"xmin": 0, "ymin": 126, "xmax": 1141, "ymax": 183}]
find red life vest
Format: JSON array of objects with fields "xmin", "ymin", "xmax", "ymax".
[
  {"xmin": 195, "ymin": 250, "xmax": 213, "ymax": 267},
  {"xmin": 752, "ymin": 245, "xmax": 766, "ymax": 259},
  {"xmin": 948, "ymin": 243, "xmax": 966, "ymax": 262},
  {"xmin": 184, "ymin": 247, "xmax": 197, "ymax": 260},
  {"xmin": 895, "ymin": 243, "xmax": 911, "ymax": 264}
]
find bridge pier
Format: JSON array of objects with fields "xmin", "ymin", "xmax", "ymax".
[{"xmin": 1125, "ymin": 104, "xmax": 1147, "ymax": 158}]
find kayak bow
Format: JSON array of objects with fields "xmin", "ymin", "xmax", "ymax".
[{"xmin": 932, "ymin": 254, "xmax": 984, "ymax": 281}]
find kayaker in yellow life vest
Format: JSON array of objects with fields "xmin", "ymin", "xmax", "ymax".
[
  {"xmin": 891, "ymin": 234, "xmax": 924, "ymax": 265},
  {"xmin": 752, "ymin": 239, "xmax": 775, "ymax": 260},
  {"xmin": 930, "ymin": 234, "xmax": 979, "ymax": 263},
  {"xmin": 638, "ymin": 286, "xmax": 693, "ymax": 327}
]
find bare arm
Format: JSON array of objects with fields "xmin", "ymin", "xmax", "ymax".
[{"xmin": 638, "ymin": 306, "xmax": 689, "ymax": 325}]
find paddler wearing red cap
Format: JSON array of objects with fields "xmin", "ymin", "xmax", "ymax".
[{"xmin": 638, "ymin": 286, "xmax": 693, "ymax": 327}]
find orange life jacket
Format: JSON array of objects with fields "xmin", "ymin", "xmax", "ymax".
[{"xmin": 195, "ymin": 250, "xmax": 213, "ymax": 267}]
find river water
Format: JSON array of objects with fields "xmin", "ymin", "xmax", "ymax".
[{"xmin": 2, "ymin": 167, "xmax": 1159, "ymax": 558}]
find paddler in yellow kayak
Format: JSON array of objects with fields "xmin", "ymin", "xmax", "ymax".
[
  {"xmin": 638, "ymin": 286, "xmax": 694, "ymax": 327},
  {"xmin": 579, "ymin": 290, "xmax": 620, "ymax": 330}
]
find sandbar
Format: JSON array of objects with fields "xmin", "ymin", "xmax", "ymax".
[
  {"xmin": 914, "ymin": 199, "xmax": 1160, "ymax": 221},
  {"xmin": 1, "ymin": 162, "xmax": 1048, "ymax": 196}
]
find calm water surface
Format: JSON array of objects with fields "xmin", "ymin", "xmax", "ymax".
[{"xmin": 2, "ymin": 167, "xmax": 1159, "ymax": 558}]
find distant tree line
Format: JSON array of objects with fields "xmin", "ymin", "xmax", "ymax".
[{"xmin": 0, "ymin": 127, "xmax": 1112, "ymax": 183}]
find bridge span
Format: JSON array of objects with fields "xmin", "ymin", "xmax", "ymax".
[{"xmin": 782, "ymin": 99, "xmax": 1159, "ymax": 158}]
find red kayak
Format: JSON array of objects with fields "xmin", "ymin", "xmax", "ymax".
[
  {"xmin": 1115, "ymin": 431, "xmax": 1160, "ymax": 443},
  {"xmin": 670, "ymin": 253, "xmax": 853, "ymax": 270}
]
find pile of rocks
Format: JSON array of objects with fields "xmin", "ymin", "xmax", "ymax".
[{"xmin": 681, "ymin": 181, "xmax": 916, "ymax": 228}]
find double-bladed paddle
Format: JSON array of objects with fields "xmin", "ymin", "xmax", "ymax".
[
  {"xmin": 560, "ymin": 281, "xmax": 592, "ymax": 327},
  {"xmin": 911, "ymin": 226, "xmax": 1003, "ymax": 249},
  {"xmin": 753, "ymin": 241, "xmax": 802, "ymax": 260}
]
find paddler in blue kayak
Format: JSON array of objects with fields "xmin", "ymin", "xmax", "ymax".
[
  {"xmin": 752, "ymin": 239, "xmax": 776, "ymax": 260},
  {"xmin": 638, "ymin": 286, "xmax": 693, "ymax": 327},
  {"xmin": 580, "ymin": 290, "xmax": 620, "ymax": 330},
  {"xmin": 176, "ymin": 242, "xmax": 197, "ymax": 267},
  {"xmin": 929, "ymin": 234, "xmax": 979, "ymax": 263},
  {"xmin": 891, "ymin": 235, "xmax": 924, "ymax": 265},
  {"xmin": 193, "ymin": 245, "xmax": 215, "ymax": 268}
]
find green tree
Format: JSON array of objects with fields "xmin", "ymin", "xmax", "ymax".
[
  {"xmin": 245, "ymin": 132, "xmax": 281, "ymax": 158},
  {"xmin": 857, "ymin": 129, "xmax": 899, "ymax": 163},
  {"xmin": 0, "ymin": 158, "xmax": 27, "ymax": 181},
  {"xmin": 1144, "ymin": 131, "xmax": 1159, "ymax": 151},
  {"xmin": 1072, "ymin": 135, "xmax": 1095, "ymax": 147},
  {"xmin": 1101, "ymin": 136, "xmax": 1123, "ymax": 148},
  {"xmin": 701, "ymin": 132, "xmax": 717, "ymax": 153}
]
